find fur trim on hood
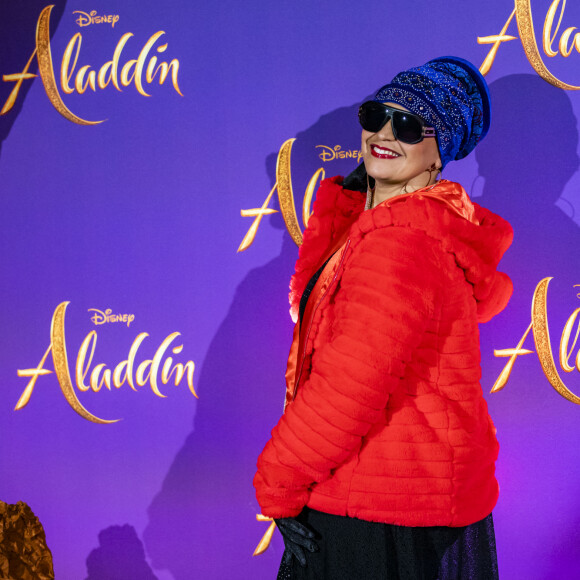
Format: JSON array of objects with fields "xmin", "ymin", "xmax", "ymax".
[{"xmin": 289, "ymin": 176, "xmax": 513, "ymax": 323}]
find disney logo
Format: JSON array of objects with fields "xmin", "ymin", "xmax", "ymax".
[
  {"xmin": 315, "ymin": 145, "xmax": 362, "ymax": 163},
  {"xmin": 73, "ymin": 10, "xmax": 119, "ymax": 28},
  {"xmin": 1, "ymin": 6, "xmax": 182, "ymax": 126},
  {"xmin": 16, "ymin": 303, "xmax": 196, "ymax": 424},
  {"xmin": 88, "ymin": 308, "xmax": 135, "ymax": 327}
]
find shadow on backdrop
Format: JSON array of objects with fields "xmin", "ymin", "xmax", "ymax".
[
  {"xmin": 477, "ymin": 74, "xmax": 580, "ymax": 579},
  {"xmin": 85, "ymin": 524, "xmax": 157, "ymax": 580},
  {"xmin": 142, "ymin": 74, "xmax": 580, "ymax": 579},
  {"xmin": 476, "ymin": 73, "xmax": 580, "ymax": 304},
  {"xmin": 143, "ymin": 103, "xmax": 361, "ymax": 579},
  {"xmin": 0, "ymin": 2, "xmax": 67, "ymax": 156},
  {"xmin": 477, "ymin": 73, "xmax": 580, "ymax": 403}
]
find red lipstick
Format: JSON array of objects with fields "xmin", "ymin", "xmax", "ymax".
[{"xmin": 370, "ymin": 144, "xmax": 401, "ymax": 159}]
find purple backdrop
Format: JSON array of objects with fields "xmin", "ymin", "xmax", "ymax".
[{"xmin": 2, "ymin": 1, "xmax": 580, "ymax": 578}]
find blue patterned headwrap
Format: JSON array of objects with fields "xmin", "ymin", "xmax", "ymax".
[{"xmin": 373, "ymin": 56, "xmax": 491, "ymax": 168}]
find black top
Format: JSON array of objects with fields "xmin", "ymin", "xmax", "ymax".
[{"xmin": 298, "ymin": 257, "xmax": 332, "ymax": 327}]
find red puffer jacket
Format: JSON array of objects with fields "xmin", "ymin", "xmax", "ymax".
[{"xmin": 254, "ymin": 176, "xmax": 513, "ymax": 527}]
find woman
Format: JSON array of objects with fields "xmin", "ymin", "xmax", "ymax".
[{"xmin": 254, "ymin": 57, "xmax": 513, "ymax": 579}]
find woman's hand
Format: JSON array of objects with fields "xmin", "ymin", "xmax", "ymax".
[{"xmin": 275, "ymin": 517, "xmax": 318, "ymax": 567}]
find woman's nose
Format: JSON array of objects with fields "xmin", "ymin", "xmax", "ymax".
[{"xmin": 376, "ymin": 118, "xmax": 396, "ymax": 140}]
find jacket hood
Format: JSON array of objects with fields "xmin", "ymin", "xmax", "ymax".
[
  {"xmin": 290, "ymin": 177, "xmax": 513, "ymax": 323},
  {"xmin": 448, "ymin": 199, "xmax": 514, "ymax": 322}
]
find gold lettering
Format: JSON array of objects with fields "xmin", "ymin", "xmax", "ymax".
[
  {"xmin": 575, "ymin": 32, "xmax": 580, "ymax": 54},
  {"xmin": 237, "ymin": 183, "xmax": 278, "ymax": 252},
  {"xmin": 161, "ymin": 350, "xmax": 197, "ymax": 397},
  {"xmin": 126, "ymin": 333, "xmax": 149, "ymax": 392},
  {"xmin": 75, "ymin": 65, "xmax": 96, "ymax": 93},
  {"xmin": 120, "ymin": 59, "xmax": 137, "ymax": 87},
  {"xmin": 515, "ymin": 0, "xmax": 580, "ymax": 89},
  {"xmin": 531, "ymin": 278, "xmax": 580, "ymax": 402},
  {"xmin": 16, "ymin": 304, "xmax": 197, "ymax": 423},
  {"xmin": 61, "ymin": 33, "xmax": 82, "ymax": 94},
  {"xmin": 112, "ymin": 360, "xmax": 128, "ymax": 387},
  {"xmin": 315, "ymin": 145, "xmax": 336, "ymax": 162},
  {"xmin": 73, "ymin": 11, "xmax": 91, "ymax": 27},
  {"xmin": 314, "ymin": 145, "xmax": 361, "ymax": 163},
  {"xmin": 491, "ymin": 322, "xmax": 534, "ymax": 393},
  {"xmin": 1, "ymin": 49, "xmax": 38, "ymax": 116},
  {"xmin": 99, "ymin": 33, "xmax": 133, "ymax": 91},
  {"xmin": 15, "ymin": 344, "xmax": 53, "ymax": 410},
  {"xmin": 36, "ymin": 6, "xmax": 103, "ymax": 124},
  {"xmin": 239, "ymin": 140, "xmax": 332, "ymax": 250},
  {"xmin": 136, "ymin": 360, "xmax": 152, "ymax": 388},
  {"xmin": 276, "ymin": 138, "xmax": 303, "ymax": 246},
  {"xmin": 559, "ymin": 26, "xmax": 578, "ymax": 57},
  {"xmin": 76, "ymin": 330, "xmax": 97, "ymax": 391},
  {"xmin": 49, "ymin": 302, "xmax": 119, "ymax": 422},
  {"xmin": 16, "ymin": 304, "xmax": 118, "ymax": 422},
  {"xmin": 134, "ymin": 31, "xmax": 165, "ymax": 97},
  {"xmin": 89, "ymin": 308, "xmax": 106, "ymax": 325},
  {"xmin": 303, "ymin": 168, "xmax": 325, "ymax": 227},
  {"xmin": 477, "ymin": 7, "xmax": 518, "ymax": 75},
  {"xmin": 479, "ymin": 0, "xmax": 580, "ymax": 88},
  {"xmin": 543, "ymin": 0, "xmax": 566, "ymax": 57},
  {"xmin": 146, "ymin": 54, "xmax": 182, "ymax": 96},
  {"xmin": 97, "ymin": 61, "xmax": 114, "ymax": 89},
  {"xmin": 4, "ymin": 8, "xmax": 180, "ymax": 122},
  {"xmin": 492, "ymin": 278, "xmax": 580, "ymax": 404},
  {"xmin": 559, "ymin": 307, "xmax": 580, "ymax": 371},
  {"xmin": 73, "ymin": 10, "xmax": 119, "ymax": 28},
  {"xmin": 90, "ymin": 363, "xmax": 111, "ymax": 392},
  {"xmin": 148, "ymin": 332, "xmax": 181, "ymax": 397}
]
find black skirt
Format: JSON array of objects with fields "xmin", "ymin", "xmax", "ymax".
[{"xmin": 276, "ymin": 508, "xmax": 498, "ymax": 580}]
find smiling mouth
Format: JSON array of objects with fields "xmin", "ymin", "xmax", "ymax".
[{"xmin": 370, "ymin": 144, "xmax": 401, "ymax": 159}]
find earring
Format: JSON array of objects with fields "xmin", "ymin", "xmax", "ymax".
[{"xmin": 426, "ymin": 163, "xmax": 440, "ymax": 185}]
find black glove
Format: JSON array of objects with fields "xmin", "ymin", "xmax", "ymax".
[{"xmin": 275, "ymin": 517, "xmax": 318, "ymax": 567}]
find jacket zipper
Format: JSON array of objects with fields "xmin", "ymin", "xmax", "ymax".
[{"xmin": 293, "ymin": 239, "xmax": 351, "ymax": 400}]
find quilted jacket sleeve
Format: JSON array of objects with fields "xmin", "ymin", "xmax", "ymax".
[{"xmin": 254, "ymin": 224, "xmax": 444, "ymax": 517}]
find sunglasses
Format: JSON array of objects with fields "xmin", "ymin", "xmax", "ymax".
[{"xmin": 358, "ymin": 101, "xmax": 436, "ymax": 144}]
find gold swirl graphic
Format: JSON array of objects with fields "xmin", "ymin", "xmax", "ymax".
[
  {"xmin": 36, "ymin": 5, "xmax": 103, "ymax": 125},
  {"xmin": 515, "ymin": 0, "xmax": 580, "ymax": 90},
  {"xmin": 51, "ymin": 302, "xmax": 119, "ymax": 423},
  {"xmin": 276, "ymin": 138, "xmax": 303, "ymax": 246},
  {"xmin": 303, "ymin": 168, "xmax": 325, "ymax": 228},
  {"xmin": 532, "ymin": 278, "xmax": 580, "ymax": 403}
]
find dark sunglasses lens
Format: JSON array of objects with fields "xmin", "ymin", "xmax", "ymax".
[
  {"xmin": 392, "ymin": 112, "xmax": 423, "ymax": 144},
  {"xmin": 359, "ymin": 102, "xmax": 387, "ymax": 133},
  {"xmin": 359, "ymin": 103, "xmax": 426, "ymax": 144}
]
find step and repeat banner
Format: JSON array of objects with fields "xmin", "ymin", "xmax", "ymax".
[{"xmin": 2, "ymin": 1, "xmax": 580, "ymax": 578}]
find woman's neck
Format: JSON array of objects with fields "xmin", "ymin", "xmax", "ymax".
[{"xmin": 371, "ymin": 173, "xmax": 440, "ymax": 208}]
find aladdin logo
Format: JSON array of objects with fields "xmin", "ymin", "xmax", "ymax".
[
  {"xmin": 479, "ymin": 0, "xmax": 580, "ymax": 89},
  {"xmin": 238, "ymin": 139, "xmax": 324, "ymax": 251},
  {"xmin": 0, "ymin": 5, "xmax": 182, "ymax": 125},
  {"xmin": 492, "ymin": 278, "xmax": 580, "ymax": 404},
  {"xmin": 74, "ymin": 10, "xmax": 120, "ymax": 28},
  {"xmin": 89, "ymin": 308, "xmax": 135, "ymax": 327},
  {"xmin": 15, "ymin": 302, "xmax": 197, "ymax": 424},
  {"xmin": 316, "ymin": 145, "xmax": 363, "ymax": 163}
]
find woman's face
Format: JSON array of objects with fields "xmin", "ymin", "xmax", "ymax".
[{"xmin": 361, "ymin": 102, "xmax": 441, "ymax": 192}]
